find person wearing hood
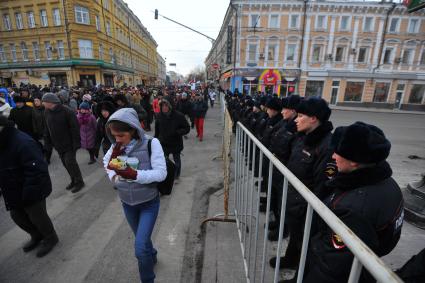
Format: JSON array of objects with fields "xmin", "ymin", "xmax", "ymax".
[
  {"xmin": 0, "ymin": 97, "xmax": 12, "ymax": 117},
  {"xmin": 77, "ymin": 102, "xmax": 98, "ymax": 164},
  {"xmin": 8, "ymin": 96, "xmax": 37, "ymax": 140},
  {"xmin": 95, "ymin": 101, "xmax": 116, "ymax": 156},
  {"xmin": 154, "ymin": 96, "xmax": 190, "ymax": 180},
  {"xmin": 103, "ymin": 108, "xmax": 167, "ymax": 283},
  {"xmin": 270, "ymin": 97, "xmax": 337, "ymax": 271},
  {"xmin": 42, "ymin": 93, "xmax": 85, "ymax": 193},
  {"xmin": 0, "ymin": 116, "xmax": 59, "ymax": 258},
  {"xmin": 300, "ymin": 122, "xmax": 404, "ymax": 283},
  {"xmin": 0, "ymin": 87, "xmax": 16, "ymax": 108}
]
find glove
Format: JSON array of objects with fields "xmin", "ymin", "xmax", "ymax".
[
  {"xmin": 107, "ymin": 142, "xmax": 124, "ymax": 170},
  {"xmin": 114, "ymin": 167, "xmax": 137, "ymax": 180}
]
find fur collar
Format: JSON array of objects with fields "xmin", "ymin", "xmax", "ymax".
[
  {"xmin": 299, "ymin": 121, "xmax": 333, "ymax": 147},
  {"xmin": 326, "ymin": 161, "xmax": 393, "ymax": 191}
]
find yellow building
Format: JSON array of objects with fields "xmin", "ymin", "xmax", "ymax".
[
  {"xmin": 0, "ymin": 0, "xmax": 159, "ymax": 87},
  {"xmin": 206, "ymin": 0, "xmax": 425, "ymax": 111}
]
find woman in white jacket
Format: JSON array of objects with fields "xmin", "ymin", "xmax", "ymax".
[{"xmin": 103, "ymin": 108, "xmax": 166, "ymax": 283}]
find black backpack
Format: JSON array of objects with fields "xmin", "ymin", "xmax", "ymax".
[{"xmin": 147, "ymin": 139, "xmax": 175, "ymax": 195}]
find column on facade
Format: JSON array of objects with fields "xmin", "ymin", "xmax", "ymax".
[
  {"xmin": 301, "ymin": 13, "xmax": 312, "ymax": 69},
  {"xmin": 349, "ymin": 16, "xmax": 361, "ymax": 69},
  {"xmin": 326, "ymin": 15, "xmax": 337, "ymax": 69},
  {"xmin": 372, "ymin": 16, "xmax": 385, "ymax": 68}
]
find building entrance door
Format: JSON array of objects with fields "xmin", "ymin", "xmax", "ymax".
[
  {"xmin": 50, "ymin": 73, "xmax": 68, "ymax": 87},
  {"xmin": 103, "ymin": 74, "xmax": 114, "ymax": 87},
  {"xmin": 79, "ymin": 75, "xmax": 96, "ymax": 87},
  {"xmin": 330, "ymin": 81, "xmax": 340, "ymax": 105}
]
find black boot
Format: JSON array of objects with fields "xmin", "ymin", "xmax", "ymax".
[
  {"xmin": 36, "ymin": 233, "xmax": 59, "ymax": 257},
  {"xmin": 22, "ymin": 234, "xmax": 43, "ymax": 253},
  {"xmin": 71, "ymin": 182, "xmax": 85, "ymax": 193},
  {"xmin": 65, "ymin": 182, "xmax": 75, "ymax": 191},
  {"xmin": 269, "ymin": 254, "xmax": 299, "ymax": 270}
]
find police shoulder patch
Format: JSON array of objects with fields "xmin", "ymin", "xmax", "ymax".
[
  {"xmin": 325, "ymin": 162, "xmax": 337, "ymax": 179},
  {"xmin": 331, "ymin": 233, "xmax": 346, "ymax": 249}
]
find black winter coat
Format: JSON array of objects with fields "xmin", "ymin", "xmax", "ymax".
[
  {"xmin": 9, "ymin": 105, "xmax": 36, "ymax": 139},
  {"xmin": 44, "ymin": 104, "xmax": 81, "ymax": 154},
  {"xmin": 32, "ymin": 106, "xmax": 46, "ymax": 139},
  {"xmin": 177, "ymin": 99, "xmax": 193, "ymax": 117},
  {"xmin": 305, "ymin": 162, "xmax": 403, "ymax": 283},
  {"xmin": 0, "ymin": 126, "xmax": 52, "ymax": 210},
  {"xmin": 286, "ymin": 121, "xmax": 336, "ymax": 220},
  {"xmin": 155, "ymin": 110, "xmax": 190, "ymax": 154},
  {"xmin": 192, "ymin": 100, "xmax": 208, "ymax": 118},
  {"xmin": 259, "ymin": 113, "xmax": 282, "ymax": 148}
]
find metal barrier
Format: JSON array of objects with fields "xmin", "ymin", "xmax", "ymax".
[{"xmin": 234, "ymin": 121, "xmax": 403, "ymax": 283}]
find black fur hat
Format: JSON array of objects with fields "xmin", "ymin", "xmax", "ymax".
[
  {"xmin": 265, "ymin": 97, "xmax": 282, "ymax": 111},
  {"xmin": 296, "ymin": 96, "xmax": 331, "ymax": 122},
  {"xmin": 282, "ymin": 95, "xmax": 301, "ymax": 110},
  {"xmin": 332, "ymin": 121, "xmax": 391, "ymax": 164}
]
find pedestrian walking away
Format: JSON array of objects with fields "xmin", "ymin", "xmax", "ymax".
[
  {"xmin": 103, "ymin": 107, "xmax": 167, "ymax": 283},
  {"xmin": 0, "ymin": 115, "xmax": 59, "ymax": 258},
  {"xmin": 77, "ymin": 101, "xmax": 98, "ymax": 164},
  {"xmin": 192, "ymin": 94, "xmax": 208, "ymax": 141},
  {"xmin": 42, "ymin": 92, "xmax": 85, "ymax": 193}
]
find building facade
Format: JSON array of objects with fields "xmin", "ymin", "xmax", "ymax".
[
  {"xmin": 157, "ymin": 54, "xmax": 166, "ymax": 86},
  {"xmin": 0, "ymin": 0, "xmax": 159, "ymax": 88},
  {"xmin": 205, "ymin": 0, "xmax": 425, "ymax": 111}
]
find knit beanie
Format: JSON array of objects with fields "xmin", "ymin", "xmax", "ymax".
[
  {"xmin": 42, "ymin": 92, "xmax": 61, "ymax": 104},
  {"xmin": 79, "ymin": 101, "xmax": 91, "ymax": 110}
]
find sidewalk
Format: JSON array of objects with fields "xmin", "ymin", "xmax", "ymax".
[{"xmin": 330, "ymin": 105, "xmax": 425, "ymax": 115}]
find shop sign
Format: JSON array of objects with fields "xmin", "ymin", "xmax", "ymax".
[
  {"xmin": 226, "ymin": 26, "xmax": 233, "ymax": 64},
  {"xmin": 263, "ymin": 69, "xmax": 279, "ymax": 85},
  {"xmin": 212, "ymin": 63, "xmax": 219, "ymax": 69}
]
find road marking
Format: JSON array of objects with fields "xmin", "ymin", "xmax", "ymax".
[
  {"xmin": 43, "ymin": 198, "xmax": 124, "ymax": 283},
  {"xmin": 0, "ymin": 167, "xmax": 107, "ymax": 264}
]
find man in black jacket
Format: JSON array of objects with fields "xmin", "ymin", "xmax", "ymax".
[
  {"xmin": 0, "ymin": 116, "xmax": 58, "ymax": 257},
  {"xmin": 155, "ymin": 96, "xmax": 190, "ymax": 179},
  {"xmin": 271, "ymin": 97, "xmax": 336, "ymax": 270},
  {"xmin": 192, "ymin": 94, "xmax": 208, "ymax": 141},
  {"xmin": 302, "ymin": 122, "xmax": 404, "ymax": 283},
  {"xmin": 8, "ymin": 96, "xmax": 36, "ymax": 140},
  {"xmin": 42, "ymin": 93, "xmax": 84, "ymax": 193}
]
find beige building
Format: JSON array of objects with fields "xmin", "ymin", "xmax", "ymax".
[
  {"xmin": 206, "ymin": 0, "xmax": 425, "ymax": 111},
  {"xmin": 0, "ymin": 0, "xmax": 159, "ymax": 88}
]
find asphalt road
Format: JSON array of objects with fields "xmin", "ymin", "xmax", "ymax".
[{"xmin": 0, "ymin": 105, "xmax": 424, "ymax": 283}]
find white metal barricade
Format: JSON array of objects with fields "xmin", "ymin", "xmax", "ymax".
[{"xmin": 233, "ymin": 121, "xmax": 403, "ymax": 283}]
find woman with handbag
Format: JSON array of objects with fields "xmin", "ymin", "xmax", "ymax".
[{"xmin": 103, "ymin": 107, "xmax": 167, "ymax": 283}]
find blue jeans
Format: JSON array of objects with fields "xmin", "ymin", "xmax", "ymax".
[{"xmin": 122, "ymin": 197, "xmax": 160, "ymax": 283}]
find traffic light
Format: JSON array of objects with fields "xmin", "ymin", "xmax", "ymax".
[{"xmin": 154, "ymin": 9, "xmax": 158, "ymax": 20}]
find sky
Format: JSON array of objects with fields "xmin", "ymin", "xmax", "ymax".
[{"xmin": 124, "ymin": 0, "xmax": 230, "ymax": 76}]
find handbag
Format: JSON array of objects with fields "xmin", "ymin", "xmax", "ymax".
[{"xmin": 147, "ymin": 139, "xmax": 175, "ymax": 195}]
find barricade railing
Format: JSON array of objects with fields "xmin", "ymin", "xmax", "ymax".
[{"xmin": 234, "ymin": 121, "xmax": 403, "ymax": 283}]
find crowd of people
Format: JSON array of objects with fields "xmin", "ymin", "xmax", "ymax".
[
  {"xmin": 0, "ymin": 82, "xmax": 217, "ymax": 283},
  {"xmin": 226, "ymin": 91, "xmax": 405, "ymax": 283}
]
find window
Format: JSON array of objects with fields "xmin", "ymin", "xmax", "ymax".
[
  {"xmin": 402, "ymin": 49, "xmax": 413, "ymax": 64},
  {"xmin": 383, "ymin": 48, "xmax": 393, "ymax": 64},
  {"xmin": 344, "ymin": 82, "xmax": 364, "ymax": 102},
  {"xmin": 248, "ymin": 43, "xmax": 257, "ymax": 62},
  {"xmin": 78, "ymin": 39, "xmax": 93, "ymax": 58},
  {"xmin": 340, "ymin": 16, "xmax": 350, "ymax": 31},
  {"xmin": 15, "ymin": 13, "xmax": 23, "ymax": 29},
  {"xmin": 45, "ymin": 41, "xmax": 52, "ymax": 59},
  {"xmin": 109, "ymin": 47, "xmax": 114, "ymax": 63},
  {"xmin": 408, "ymin": 85, "xmax": 425, "ymax": 104},
  {"xmin": 250, "ymin": 14, "xmax": 260, "ymax": 28},
  {"xmin": 103, "ymin": 0, "xmax": 110, "ymax": 10},
  {"xmin": 286, "ymin": 44, "xmax": 296, "ymax": 61},
  {"xmin": 95, "ymin": 15, "xmax": 100, "ymax": 31},
  {"xmin": 289, "ymin": 15, "xmax": 299, "ymax": 29},
  {"xmin": 57, "ymin": 40, "xmax": 64, "ymax": 59},
  {"xmin": 408, "ymin": 19, "xmax": 420, "ymax": 33},
  {"xmin": 373, "ymin": 82, "xmax": 391, "ymax": 102},
  {"xmin": 269, "ymin": 15, "xmax": 279, "ymax": 29},
  {"xmin": 305, "ymin": 81, "xmax": 324, "ymax": 97},
  {"xmin": 99, "ymin": 44, "xmax": 104, "ymax": 60},
  {"xmin": 357, "ymin": 47, "xmax": 368, "ymax": 63},
  {"xmin": 267, "ymin": 44, "xmax": 277, "ymax": 61},
  {"xmin": 53, "ymin": 9, "xmax": 61, "ymax": 26},
  {"xmin": 27, "ymin": 12, "xmax": 35, "ymax": 28},
  {"xmin": 10, "ymin": 44, "xmax": 17, "ymax": 62},
  {"xmin": 420, "ymin": 51, "xmax": 425, "ymax": 65},
  {"xmin": 40, "ymin": 10, "xmax": 48, "ymax": 27},
  {"xmin": 21, "ymin": 42, "xmax": 29, "ymax": 61},
  {"xmin": 75, "ymin": 6, "xmax": 90, "ymax": 25},
  {"xmin": 32, "ymin": 42, "xmax": 40, "ymax": 60},
  {"xmin": 316, "ymin": 15, "xmax": 326, "ymax": 30},
  {"xmin": 0, "ymin": 45, "xmax": 6, "ymax": 62},
  {"xmin": 335, "ymin": 47, "xmax": 345, "ymax": 62},
  {"xmin": 363, "ymin": 17, "xmax": 374, "ymax": 32},
  {"xmin": 312, "ymin": 45, "xmax": 322, "ymax": 62},
  {"xmin": 106, "ymin": 21, "xmax": 111, "ymax": 36},
  {"xmin": 389, "ymin": 18, "xmax": 399, "ymax": 33},
  {"xmin": 3, "ymin": 14, "xmax": 11, "ymax": 31}
]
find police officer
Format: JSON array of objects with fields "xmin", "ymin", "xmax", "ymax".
[{"xmin": 303, "ymin": 122, "xmax": 404, "ymax": 283}]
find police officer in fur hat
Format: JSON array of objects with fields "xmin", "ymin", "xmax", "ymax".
[{"xmin": 302, "ymin": 122, "xmax": 404, "ymax": 283}]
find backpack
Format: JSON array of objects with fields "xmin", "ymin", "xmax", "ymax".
[{"xmin": 147, "ymin": 139, "xmax": 175, "ymax": 195}]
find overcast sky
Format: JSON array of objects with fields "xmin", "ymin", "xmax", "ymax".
[{"xmin": 124, "ymin": 0, "xmax": 230, "ymax": 76}]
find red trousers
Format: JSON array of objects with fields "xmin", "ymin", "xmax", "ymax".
[{"xmin": 194, "ymin": 117, "xmax": 204, "ymax": 140}]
